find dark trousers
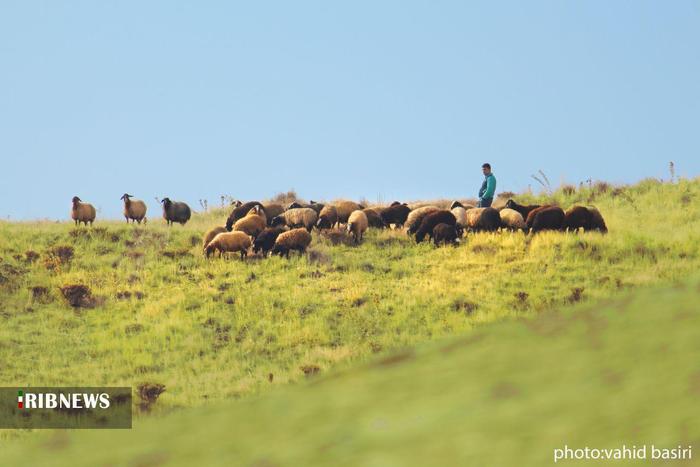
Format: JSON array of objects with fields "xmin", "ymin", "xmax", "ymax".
[{"xmin": 478, "ymin": 197, "xmax": 493, "ymax": 208}]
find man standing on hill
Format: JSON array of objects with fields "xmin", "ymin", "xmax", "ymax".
[{"xmin": 478, "ymin": 163, "xmax": 497, "ymax": 207}]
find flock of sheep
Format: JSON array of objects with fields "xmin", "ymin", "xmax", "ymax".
[{"xmin": 70, "ymin": 194, "xmax": 608, "ymax": 259}]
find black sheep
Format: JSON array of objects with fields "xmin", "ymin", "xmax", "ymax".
[
  {"xmin": 564, "ymin": 206, "xmax": 608, "ymax": 233},
  {"xmin": 253, "ymin": 227, "xmax": 286, "ymax": 256},
  {"xmin": 380, "ymin": 204, "xmax": 411, "ymax": 228},
  {"xmin": 226, "ymin": 201, "xmax": 264, "ymax": 231},
  {"xmin": 161, "ymin": 198, "xmax": 191, "ymax": 226},
  {"xmin": 505, "ymin": 199, "xmax": 541, "ymax": 220},
  {"xmin": 433, "ymin": 223, "xmax": 460, "ymax": 246},
  {"xmin": 415, "ymin": 210, "xmax": 457, "ymax": 243},
  {"xmin": 528, "ymin": 206, "xmax": 565, "ymax": 232}
]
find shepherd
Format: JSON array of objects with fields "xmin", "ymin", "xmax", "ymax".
[{"xmin": 478, "ymin": 163, "xmax": 497, "ymax": 207}]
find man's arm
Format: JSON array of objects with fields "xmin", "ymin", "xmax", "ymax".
[{"xmin": 482, "ymin": 175, "xmax": 496, "ymax": 199}]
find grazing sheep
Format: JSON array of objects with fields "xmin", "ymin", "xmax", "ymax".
[
  {"xmin": 415, "ymin": 210, "xmax": 457, "ymax": 243},
  {"xmin": 202, "ymin": 226, "xmax": 227, "ymax": 248},
  {"xmin": 233, "ymin": 209, "xmax": 266, "ymax": 238},
  {"xmin": 466, "ymin": 207, "xmax": 501, "ymax": 232},
  {"xmin": 161, "ymin": 198, "xmax": 191, "ymax": 225},
  {"xmin": 564, "ymin": 206, "xmax": 608, "ymax": 233},
  {"xmin": 271, "ymin": 208, "xmax": 318, "ymax": 231},
  {"xmin": 499, "ymin": 208, "xmax": 527, "ymax": 231},
  {"xmin": 505, "ymin": 199, "xmax": 541, "ymax": 220},
  {"xmin": 346, "ymin": 210, "xmax": 369, "ymax": 244},
  {"xmin": 405, "ymin": 206, "xmax": 440, "ymax": 235},
  {"xmin": 586, "ymin": 206, "xmax": 608, "ymax": 233},
  {"xmin": 527, "ymin": 206, "xmax": 565, "ymax": 232},
  {"xmin": 70, "ymin": 196, "xmax": 96, "ymax": 226},
  {"xmin": 262, "ymin": 203, "xmax": 284, "ymax": 225},
  {"xmin": 204, "ymin": 231, "xmax": 252, "ymax": 259},
  {"xmin": 334, "ymin": 201, "xmax": 364, "ymax": 224},
  {"xmin": 120, "ymin": 194, "xmax": 147, "ymax": 224},
  {"xmin": 272, "ymin": 228, "xmax": 312, "ymax": 258},
  {"xmin": 451, "ymin": 207, "xmax": 468, "ymax": 228},
  {"xmin": 225, "ymin": 201, "xmax": 264, "ymax": 231},
  {"xmin": 380, "ymin": 203, "xmax": 411, "ymax": 228},
  {"xmin": 253, "ymin": 227, "xmax": 286, "ymax": 256},
  {"xmin": 362, "ymin": 208, "xmax": 385, "ymax": 228},
  {"xmin": 433, "ymin": 223, "xmax": 460, "ymax": 246},
  {"xmin": 316, "ymin": 205, "xmax": 338, "ymax": 230}
]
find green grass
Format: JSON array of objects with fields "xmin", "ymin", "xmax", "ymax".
[
  {"xmin": 1, "ymin": 273, "xmax": 699, "ymax": 466},
  {"xmin": 0, "ymin": 177, "xmax": 698, "ymax": 459}
]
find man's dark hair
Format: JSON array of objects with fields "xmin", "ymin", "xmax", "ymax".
[{"xmin": 482, "ymin": 163, "xmax": 491, "ymax": 169}]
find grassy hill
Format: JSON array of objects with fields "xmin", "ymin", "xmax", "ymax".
[
  {"xmin": 1, "ymin": 274, "xmax": 699, "ymax": 466},
  {"xmin": 0, "ymin": 177, "xmax": 698, "ymax": 460}
]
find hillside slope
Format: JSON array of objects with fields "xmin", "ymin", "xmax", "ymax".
[{"xmin": 2, "ymin": 277, "xmax": 699, "ymax": 466}]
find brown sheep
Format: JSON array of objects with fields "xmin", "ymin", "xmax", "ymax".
[
  {"xmin": 120, "ymin": 194, "xmax": 147, "ymax": 224},
  {"xmin": 405, "ymin": 206, "xmax": 440, "ymax": 235},
  {"xmin": 71, "ymin": 196, "xmax": 96, "ymax": 226},
  {"xmin": 347, "ymin": 210, "xmax": 369, "ymax": 244},
  {"xmin": 334, "ymin": 201, "xmax": 363, "ymax": 224},
  {"xmin": 362, "ymin": 208, "xmax": 386, "ymax": 228},
  {"xmin": 466, "ymin": 208, "xmax": 501, "ymax": 232},
  {"xmin": 233, "ymin": 210, "xmax": 266, "ymax": 238},
  {"xmin": 204, "ymin": 231, "xmax": 252, "ymax": 259},
  {"xmin": 263, "ymin": 203, "xmax": 284, "ymax": 225},
  {"xmin": 272, "ymin": 228, "xmax": 312, "ymax": 258},
  {"xmin": 316, "ymin": 205, "xmax": 338, "ymax": 230},
  {"xmin": 202, "ymin": 226, "xmax": 227, "ymax": 249},
  {"xmin": 564, "ymin": 206, "xmax": 608, "ymax": 233}
]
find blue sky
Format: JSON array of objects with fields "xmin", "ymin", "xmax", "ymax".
[{"xmin": 1, "ymin": 1, "xmax": 698, "ymax": 220}]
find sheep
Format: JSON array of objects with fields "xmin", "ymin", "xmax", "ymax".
[
  {"xmin": 389, "ymin": 201, "xmax": 403, "ymax": 207},
  {"xmin": 450, "ymin": 201, "xmax": 464, "ymax": 210},
  {"xmin": 120, "ymin": 194, "xmax": 147, "ymax": 224},
  {"xmin": 272, "ymin": 228, "xmax": 312, "ymax": 258},
  {"xmin": 415, "ymin": 210, "xmax": 457, "ymax": 243},
  {"xmin": 204, "ymin": 231, "xmax": 252, "ymax": 259},
  {"xmin": 225, "ymin": 201, "xmax": 264, "ymax": 231},
  {"xmin": 380, "ymin": 203, "xmax": 411, "ymax": 228},
  {"xmin": 527, "ymin": 206, "xmax": 565, "ymax": 232},
  {"xmin": 346, "ymin": 210, "xmax": 369, "ymax": 244},
  {"xmin": 286, "ymin": 201, "xmax": 324, "ymax": 214},
  {"xmin": 253, "ymin": 227, "xmax": 286, "ymax": 256},
  {"xmin": 499, "ymin": 208, "xmax": 527, "ymax": 231},
  {"xmin": 587, "ymin": 206, "xmax": 608, "ymax": 233},
  {"xmin": 271, "ymin": 208, "xmax": 318, "ymax": 231},
  {"xmin": 362, "ymin": 208, "xmax": 386, "ymax": 228},
  {"xmin": 262, "ymin": 203, "xmax": 284, "ymax": 225},
  {"xmin": 202, "ymin": 226, "xmax": 227, "ymax": 249},
  {"xmin": 564, "ymin": 206, "xmax": 608, "ymax": 233},
  {"xmin": 233, "ymin": 209, "xmax": 266, "ymax": 238},
  {"xmin": 505, "ymin": 199, "xmax": 541, "ymax": 220},
  {"xmin": 451, "ymin": 207, "xmax": 468, "ymax": 228},
  {"xmin": 249, "ymin": 205, "xmax": 267, "ymax": 225},
  {"xmin": 316, "ymin": 205, "xmax": 338, "ymax": 230},
  {"xmin": 466, "ymin": 207, "xmax": 501, "ymax": 232},
  {"xmin": 433, "ymin": 223, "xmax": 461, "ymax": 246},
  {"xmin": 70, "ymin": 196, "xmax": 96, "ymax": 226},
  {"xmin": 161, "ymin": 198, "xmax": 191, "ymax": 225},
  {"xmin": 405, "ymin": 206, "xmax": 440, "ymax": 235},
  {"xmin": 334, "ymin": 201, "xmax": 364, "ymax": 224}
]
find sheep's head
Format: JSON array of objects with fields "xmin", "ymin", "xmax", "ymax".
[
  {"xmin": 287, "ymin": 202, "xmax": 302, "ymax": 210},
  {"xmin": 505, "ymin": 199, "xmax": 516, "ymax": 209},
  {"xmin": 161, "ymin": 197, "xmax": 171, "ymax": 208},
  {"xmin": 204, "ymin": 243, "xmax": 215, "ymax": 258},
  {"xmin": 72, "ymin": 196, "xmax": 81, "ymax": 204},
  {"xmin": 390, "ymin": 201, "xmax": 401, "ymax": 207},
  {"xmin": 270, "ymin": 216, "xmax": 285, "ymax": 227},
  {"xmin": 450, "ymin": 200, "xmax": 464, "ymax": 210},
  {"xmin": 121, "ymin": 193, "xmax": 133, "ymax": 201}
]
